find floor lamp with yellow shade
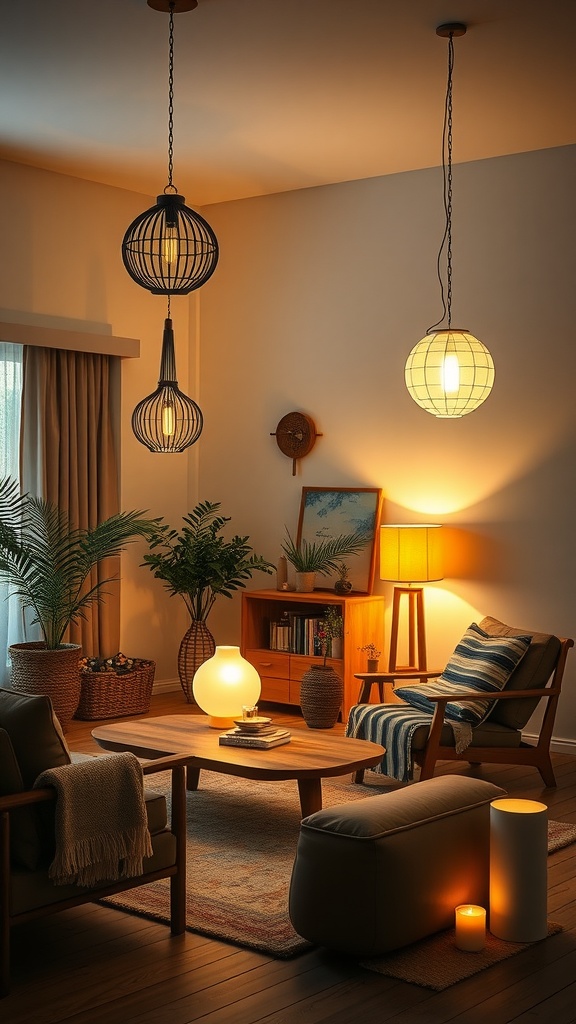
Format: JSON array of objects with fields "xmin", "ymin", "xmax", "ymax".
[{"xmin": 380, "ymin": 525, "xmax": 443, "ymax": 673}]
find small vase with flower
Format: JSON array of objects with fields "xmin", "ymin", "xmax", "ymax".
[{"xmin": 299, "ymin": 607, "xmax": 344, "ymax": 729}]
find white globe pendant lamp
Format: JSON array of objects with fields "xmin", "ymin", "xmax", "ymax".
[{"xmin": 405, "ymin": 25, "xmax": 494, "ymax": 418}]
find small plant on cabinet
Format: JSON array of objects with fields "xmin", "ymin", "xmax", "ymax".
[
  {"xmin": 358, "ymin": 643, "xmax": 381, "ymax": 660},
  {"xmin": 318, "ymin": 607, "xmax": 344, "ymax": 665}
]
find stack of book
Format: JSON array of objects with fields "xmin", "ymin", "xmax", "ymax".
[{"xmin": 219, "ymin": 722, "xmax": 291, "ymax": 749}]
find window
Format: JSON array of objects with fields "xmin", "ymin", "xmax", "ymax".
[{"xmin": 0, "ymin": 343, "xmax": 23, "ymax": 684}]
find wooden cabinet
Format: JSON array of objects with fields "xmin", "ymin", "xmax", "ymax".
[{"xmin": 241, "ymin": 589, "xmax": 385, "ymax": 720}]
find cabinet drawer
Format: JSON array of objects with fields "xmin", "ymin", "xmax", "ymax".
[
  {"xmin": 245, "ymin": 649, "xmax": 289, "ymax": 678},
  {"xmin": 260, "ymin": 676, "xmax": 290, "ymax": 702},
  {"xmin": 289, "ymin": 680, "xmax": 301, "ymax": 705}
]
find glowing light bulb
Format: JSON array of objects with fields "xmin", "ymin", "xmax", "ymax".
[
  {"xmin": 162, "ymin": 226, "xmax": 179, "ymax": 265},
  {"xmin": 162, "ymin": 403, "xmax": 175, "ymax": 436},
  {"xmin": 441, "ymin": 353, "xmax": 460, "ymax": 393}
]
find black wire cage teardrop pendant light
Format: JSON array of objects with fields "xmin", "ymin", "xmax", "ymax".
[
  {"xmin": 404, "ymin": 24, "xmax": 494, "ymax": 418},
  {"xmin": 132, "ymin": 299, "xmax": 203, "ymax": 453},
  {"xmin": 122, "ymin": 0, "xmax": 219, "ymax": 295}
]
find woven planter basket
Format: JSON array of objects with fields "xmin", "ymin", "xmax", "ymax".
[
  {"xmin": 75, "ymin": 661, "xmax": 156, "ymax": 721},
  {"xmin": 178, "ymin": 620, "xmax": 216, "ymax": 703},
  {"xmin": 9, "ymin": 641, "xmax": 82, "ymax": 731},
  {"xmin": 300, "ymin": 664, "xmax": 343, "ymax": 729}
]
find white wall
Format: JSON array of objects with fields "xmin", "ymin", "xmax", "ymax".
[{"xmin": 198, "ymin": 145, "xmax": 576, "ymax": 745}]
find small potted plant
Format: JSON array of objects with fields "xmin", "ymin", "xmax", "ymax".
[
  {"xmin": 359, "ymin": 642, "xmax": 381, "ymax": 672},
  {"xmin": 319, "ymin": 606, "xmax": 344, "ymax": 662},
  {"xmin": 281, "ymin": 528, "xmax": 368, "ymax": 593},
  {"xmin": 333, "ymin": 561, "xmax": 353, "ymax": 595}
]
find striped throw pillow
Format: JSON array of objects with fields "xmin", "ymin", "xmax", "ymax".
[{"xmin": 394, "ymin": 622, "xmax": 531, "ymax": 725}]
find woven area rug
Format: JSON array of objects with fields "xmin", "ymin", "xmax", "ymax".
[
  {"xmin": 360, "ymin": 922, "xmax": 563, "ymax": 990},
  {"xmin": 102, "ymin": 772, "xmax": 576, "ymax": 959}
]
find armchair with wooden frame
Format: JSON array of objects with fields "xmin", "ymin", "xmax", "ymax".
[
  {"xmin": 0, "ymin": 687, "xmax": 190, "ymax": 997},
  {"xmin": 351, "ymin": 617, "xmax": 573, "ymax": 788}
]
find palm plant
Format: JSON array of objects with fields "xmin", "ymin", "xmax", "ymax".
[
  {"xmin": 281, "ymin": 528, "xmax": 368, "ymax": 576},
  {"xmin": 0, "ymin": 476, "xmax": 157, "ymax": 649},
  {"xmin": 141, "ymin": 500, "xmax": 274, "ymax": 621}
]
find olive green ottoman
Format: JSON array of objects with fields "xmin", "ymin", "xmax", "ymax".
[{"xmin": 288, "ymin": 775, "xmax": 505, "ymax": 956}]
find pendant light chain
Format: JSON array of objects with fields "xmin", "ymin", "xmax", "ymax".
[
  {"xmin": 445, "ymin": 32, "xmax": 454, "ymax": 329},
  {"xmin": 428, "ymin": 29, "xmax": 455, "ymax": 335},
  {"xmin": 166, "ymin": 3, "xmax": 175, "ymax": 192}
]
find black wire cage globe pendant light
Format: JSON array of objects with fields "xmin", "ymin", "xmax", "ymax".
[
  {"xmin": 132, "ymin": 298, "xmax": 203, "ymax": 452},
  {"xmin": 404, "ymin": 24, "xmax": 494, "ymax": 418},
  {"xmin": 122, "ymin": 0, "xmax": 219, "ymax": 295}
]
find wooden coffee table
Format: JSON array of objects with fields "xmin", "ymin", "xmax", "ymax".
[{"xmin": 92, "ymin": 714, "xmax": 385, "ymax": 817}]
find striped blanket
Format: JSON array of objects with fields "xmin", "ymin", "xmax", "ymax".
[{"xmin": 346, "ymin": 704, "xmax": 472, "ymax": 783}]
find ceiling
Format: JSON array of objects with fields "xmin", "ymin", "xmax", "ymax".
[{"xmin": 1, "ymin": 0, "xmax": 575, "ymax": 208}]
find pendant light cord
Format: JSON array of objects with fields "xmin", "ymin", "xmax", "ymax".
[
  {"xmin": 427, "ymin": 31, "xmax": 455, "ymax": 334},
  {"xmin": 166, "ymin": 2, "xmax": 176, "ymax": 193}
]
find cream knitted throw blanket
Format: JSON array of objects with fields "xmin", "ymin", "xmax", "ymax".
[{"xmin": 34, "ymin": 752, "xmax": 153, "ymax": 886}]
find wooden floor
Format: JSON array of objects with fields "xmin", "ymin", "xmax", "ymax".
[{"xmin": 4, "ymin": 692, "xmax": 576, "ymax": 1023}]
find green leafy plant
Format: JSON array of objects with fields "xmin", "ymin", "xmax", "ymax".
[
  {"xmin": 141, "ymin": 500, "xmax": 274, "ymax": 621},
  {"xmin": 0, "ymin": 476, "xmax": 157, "ymax": 649},
  {"xmin": 281, "ymin": 528, "xmax": 368, "ymax": 575}
]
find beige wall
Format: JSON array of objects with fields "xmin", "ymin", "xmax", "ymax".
[
  {"xmin": 1, "ymin": 146, "xmax": 575, "ymax": 745},
  {"xmin": 198, "ymin": 145, "xmax": 576, "ymax": 747}
]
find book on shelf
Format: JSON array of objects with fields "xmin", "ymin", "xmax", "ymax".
[
  {"xmin": 291, "ymin": 613, "xmax": 325, "ymax": 656},
  {"xmin": 269, "ymin": 615, "xmax": 291, "ymax": 652},
  {"xmin": 269, "ymin": 611, "xmax": 327, "ymax": 656},
  {"xmin": 219, "ymin": 727, "xmax": 291, "ymax": 749}
]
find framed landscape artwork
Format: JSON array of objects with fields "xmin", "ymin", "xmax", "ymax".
[{"xmin": 296, "ymin": 487, "xmax": 383, "ymax": 594}]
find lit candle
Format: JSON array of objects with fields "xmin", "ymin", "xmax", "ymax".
[{"xmin": 454, "ymin": 905, "xmax": 486, "ymax": 951}]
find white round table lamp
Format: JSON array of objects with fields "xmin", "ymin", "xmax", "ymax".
[{"xmin": 192, "ymin": 646, "xmax": 261, "ymax": 728}]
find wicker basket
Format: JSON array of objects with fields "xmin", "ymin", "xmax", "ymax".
[{"xmin": 75, "ymin": 661, "xmax": 156, "ymax": 721}]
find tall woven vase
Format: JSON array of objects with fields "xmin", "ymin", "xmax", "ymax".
[
  {"xmin": 300, "ymin": 664, "xmax": 343, "ymax": 729},
  {"xmin": 178, "ymin": 619, "xmax": 216, "ymax": 703},
  {"xmin": 8, "ymin": 641, "xmax": 82, "ymax": 731}
]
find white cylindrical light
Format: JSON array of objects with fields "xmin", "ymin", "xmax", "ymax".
[
  {"xmin": 405, "ymin": 329, "xmax": 494, "ymax": 418},
  {"xmin": 192, "ymin": 646, "xmax": 261, "ymax": 729},
  {"xmin": 490, "ymin": 798, "xmax": 548, "ymax": 942}
]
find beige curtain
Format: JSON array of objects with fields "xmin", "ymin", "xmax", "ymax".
[{"xmin": 20, "ymin": 346, "xmax": 120, "ymax": 657}]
